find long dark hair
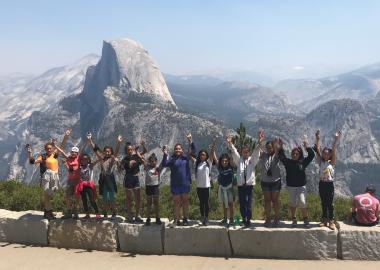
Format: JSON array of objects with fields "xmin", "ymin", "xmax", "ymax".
[
  {"xmin": 218, "ymin": 153, "xmax": 232, "ymax": 170},
  {"xmin": 172, "ymin": 143, "xmax": 183, "ymax": 157},
  {"xmin": 195, "ymin": 149, "xmax": 210, "ymax": 177},
  {"xmin": 321, "ymin": 147, "xmax": 332, "ymax": 162},
  {"xmin": 291, "ymin": 146, "xmax": 304, "ymax": 161}
]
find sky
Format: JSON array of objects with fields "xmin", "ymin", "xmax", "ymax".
[{"xmin": 1, "ymin": 0, "xmax": 380, "ymax": 82}]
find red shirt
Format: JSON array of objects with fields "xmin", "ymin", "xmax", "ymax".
[
  {"xmin": 353, "ymin": 193, "xmax": 380, "ymax": 224},
  {"xmin": 66, "ymin": 155, "xmax": 80, "ymax": 181}
]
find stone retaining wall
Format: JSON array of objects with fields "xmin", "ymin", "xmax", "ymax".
[{"xmin": 0, "ymin": 209, "xmax": 379, "ymax": 260}]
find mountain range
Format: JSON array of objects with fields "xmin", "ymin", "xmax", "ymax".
[{"xmin": 1, "ymin": 38, "xmax": 380, "ymax": 196}]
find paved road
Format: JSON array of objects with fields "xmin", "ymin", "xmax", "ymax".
[{"xmin": 1, "ymin": 243, "xmax": 379, "ymax": 270}]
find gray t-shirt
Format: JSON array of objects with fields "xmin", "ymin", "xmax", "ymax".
[{"xmin": 258, "ymin": 152, "xmax": 281, "ymax": 183}]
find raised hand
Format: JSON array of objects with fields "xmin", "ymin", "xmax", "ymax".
[
  {"xmin": 140, "ymin": 139, "xmax": 145, "ymax": 146},
  {"xmin": 25, "ymin": 144, "xmax": 32, "ymax": 153},
  {"xmin": 335, "ymin": 130, "xmax": 342, "ymax": 141},
  {"xmin": 162, "ymin": 145, "xmax": 168, "ymax": 155},
  {"xmin": 258, "ymin": 129, "xmax": 265, "ymax": 144},
  {"xmin": 315, "ymin": 129, "xmax": 320, "ymax": 141},
  {"xmin": 86, "ymin": 132, "xmax": 92, "ymax": 140},
  {"xmin": 65, "ymin": 128, "xmax": 72, "ymax": 137},
  {"xmin": 226, "ymin": 134, "xmax": 233, "ymax": 145},
  {"xmin": 186, "ymin": 133, "xmax": 192, "ymax": 144},
  {"xmin": 117, "ymin": 135, "xmax": 123, "ymax": 143}
]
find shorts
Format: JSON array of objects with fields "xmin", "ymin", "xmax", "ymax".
[
  {"xmin": 146, "ymin": 185, "xmax": 159, "ymax": 196},
  {"xmin": 287, "ymin": 186, "xmax": 307, "ymax": 208},
  {"xmin": 102, "ymin": 184, "xmax": 116, "ymax": 203},
  {"xmin": 261, "ymin": 180, "xmax": 282, "ymax": 192},
  {"xmin": 41, "ymin": 169, "xmax": 59, "ymax": 195},
  {"xmin": 218, "ymin": 185, "xmax": 234, "ymax": 207},
  {"xmin": 124, "ymin": 175, "xmax": 140, "ymax": 189},
  {"xmin": 171, "ymin": 185, "xmax": 190, "ymax": 195}
]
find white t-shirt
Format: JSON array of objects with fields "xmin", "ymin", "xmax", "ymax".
[
  {"xmin": 145, "ymin": 166, "xmax": 160, "ymax": 186},
  {"xmin": 195, "ymin": 160, "xmax": 212, "ymax": 188},
  {"xmin": 320, "ymin": 161, "xmax": 335, "ymax": 182}
]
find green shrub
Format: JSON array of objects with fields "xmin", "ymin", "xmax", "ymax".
[{"xmin": 0, "ymin": 180, "xmax": 351, "ymax": 221}]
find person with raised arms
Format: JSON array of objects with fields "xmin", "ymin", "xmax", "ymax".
[
  {"xmin": 212, "ymin": 148, "xmax": 235, "ymax": 226},
  {"xmin": 88, "ymin": 134, "xmax": 122, "ymax": 219},
  {"xmin": 227, "ymin": 130, "xmax": 264, "ymax": 228},
  {"xmin": 188, "ymin": 133, "xmax": 215, "ymax": 226},
  {"xmin": 54, "ymin": 136, "xmax": 88, "ymax": 219},
  {"xmin": 144, "ymin": 152, "xmax": 163, "ymax": 225},
  {"xmin": 119, "ymin": 139, "xmax": 147, "ymax": 223},
  {"xmin": 26, "ymin": 128, "xmax": 71, "ymax": 220},
  {"xmin": 258, "ymin": 137, "xmax": 282, "ymax": 227},
  {"xmin": 314, "ymin": 129, "xmax": 341, "ymax": 230},
  {"xmin": 161, "ymin": 135, "xmax": 193, "ymax": 227},
  {"xmin": 277, "ymin": 137, "xmax": 315, "ymax": 227}
]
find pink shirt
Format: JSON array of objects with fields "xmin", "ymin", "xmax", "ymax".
[
  {"xmin": 353, "ymin": 193, "xmax": 380, "ymax": 224},
  {"xmin": 66, "ymin": 155, "xmax": 80, "ymax": 181}
]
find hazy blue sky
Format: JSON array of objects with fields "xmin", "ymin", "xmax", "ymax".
[{"xmin": 1, "ymin": 0, "xmax": 380, "ymax": 81}]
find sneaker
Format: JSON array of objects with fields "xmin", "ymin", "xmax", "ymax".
[
  {"xmin": 328, "ymin": 220, "xmax": 336, "ymax": 230},
  {"xmin": 264, "ymin": 219, "xmax": 272, "ymax": 228},
  {"xmin": 244, "ymin": 220, "xmax": 251, "ymax": 228},
  {"xmin": 303, "ymin": 217, "xmax": 310, "ymax": 228},
  {"xmin": 84, "ymin": 214, "xmax": 91, "ymax": 219},
  {"xmin": 229, "ymin": 218, "xmax": 234, "ymax": 226},
  {"xmin": 220, "ymin": 218, "xmax": 227, "ymax": 225},
  {"xmin": 155, "ymin": 218, "xmax": 162, "ymax": 225},
  {"xmin": 272, "ymin": 218, "xmax": 280, "ymax": 228},
  {"xmin": 126, "ymin": 216, "xmax": 134, "ymax": 223},
  {"xmin": 203, "ymin": 217, "xmax": 209, "ymax": 226},
  {"xmin": 168, "ymin": 220, "xmax": 177, "ymax": 228},
  {"xmin": 110, "ymin": 213, "xmax": 117, "ymax": 220},
  {"xmin": 291, "ymin": 217, "xmax": 297, "ymax": 228},
  {"xmin": 176, "ymin": 219, "xmax": 182, "ymax": 226},
  {"xmin": 61, "ymin": 212, "xmax": 72, "ymax": 220},
  {"xmin": 182, "ymin": 218, "xmax": 189, "ymax": 226},
  {"xmin": 95, "ymin": 214, "xmax": 101, "ymax": 219},
  {"xmin": 145, "ymin": 217, "xmax": 151, "ymax": 226},
  {"xmin": 45, "ymin": 210, "xmax": 56, "ymax": 220},
  {"xmin": 103, "ymin": 214, "xmax": 108, "ymax": 219},
  {"xmin": 319, "ymin": 218, "xmax": 328, "ymax": 227},
  {"xmin": 135, "ymin": 216, "xmax": 144, "ymax": 223}
]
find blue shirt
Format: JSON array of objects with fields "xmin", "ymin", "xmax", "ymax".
[{"xmin": 162, "ymin": 154, "xmax": 191, "ymax": 187}]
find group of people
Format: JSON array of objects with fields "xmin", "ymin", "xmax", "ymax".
[{"xmin": 26, "ymin": 128, "xmax": 380, "ymax": 228}]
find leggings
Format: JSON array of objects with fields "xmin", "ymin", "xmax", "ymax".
[
  {"xmin": 197, "ymin": 187, "xmax": 210, "ymax": 218},
  {"xmin": 319, "ymin": 181, "xmax": 334, "ymax": 219},
  {"xmin": 238, "ymin": 185, "xmax": 253, "ymax": 221},
  {"xmin": 81, "ymin": 186, "xmax": 99, "ymax": 213}
]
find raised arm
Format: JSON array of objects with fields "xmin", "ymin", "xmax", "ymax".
[
  {"xmin": 59, "ymin": 128, "xmax": 71, "ymax": 151},
  {"xmin": 87, "ymin": 133, "xmax": 103, "ymax": 160},
  {"xmin": 53, "ymin": 144, "xmax": 69, "ymax": 159},
  {"xmin": 251, "ymin": 130, "xmax": 265, "ymax": 165},
  {"xmin": 161, "ymin": 145, "xmax": 174, "ymax": 167},
  {"xmin": 226, "ymin": 134, "xmax": 240, "ymax": 165},
  {"xmin": 331, "ymin": 130, "xmax": 341, "ymax": 166},
  {"xmin": 277, "ymin": 138, "xmax": 289, "ymax": 164},
  {"xmin": 314, "ymin": 130, "xmax": 321, "ymax": 165},
  {"xmin": 302, "ymin": 139, "xmax": 315, "ymax": 167},
  {"xmin": 114, "ymin": 135, "xmax": 123, "ymax": 157},
  {"xmin": 187, "ymin": 133, "xmax": 196, "ymax": 162},
  {"xmin": 26, "ymin": 144, "xmax": 42, "ymax": 165},
  {"xmin": 209, "ymin": 137, "xmax": 217, "ymax": 163},
  {"xmin": 139, "ymin": 139, "xmax": 148, "ymax": 156}
]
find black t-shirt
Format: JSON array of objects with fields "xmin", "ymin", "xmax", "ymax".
[
  {"xmin": 121, "ymin": 154, "xmax": 142, "ymax": 175},
  {"xmin": 278, "ymin": 147, "xmax": 315, "ymax": 187}
]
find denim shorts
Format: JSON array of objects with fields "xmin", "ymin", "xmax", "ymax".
[{"xmin": 261, "ymin": 180, "xmax": 282, "ymax": 192}]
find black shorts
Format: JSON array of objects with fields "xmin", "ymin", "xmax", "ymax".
[
  {"xmin": 124, "ymin": 175, "xmax": 140, "ymax": 189},
  {"xmin": 261, "ymin": 180, "xmax": 282, "ymax": 192},
  {"xmin": 146, "ymin": 185, "xmax": 159, "ymax": 196}
]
